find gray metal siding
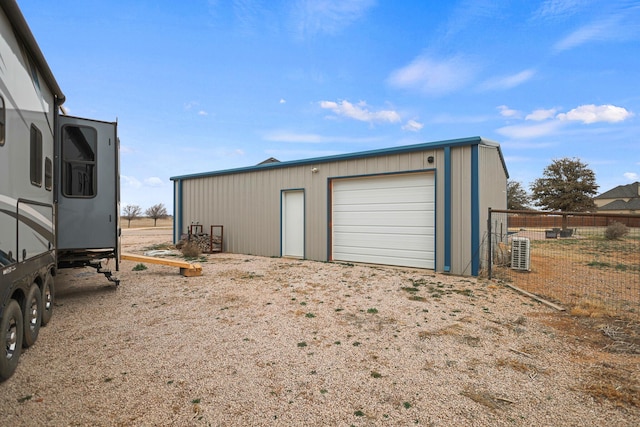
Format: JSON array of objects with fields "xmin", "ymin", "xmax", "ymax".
[
  {"xmin": 175, "ymin": 142, "xmax": 507, "ymax": 276},
  {"xmin": 449, "ymin": 147, "xmax": 473, "ymax": 275},
  {"xmin": 177, "ymin": 150, "xmax": 437, "ymax": 261},
  {"xmin": 478, "ymin": 145, "xmax": 508, "ymax": 271}
]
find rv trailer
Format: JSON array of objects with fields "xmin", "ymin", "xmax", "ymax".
[{"xmin": 0, "ymin": 0, "xmax": 120, "ymax": 381}]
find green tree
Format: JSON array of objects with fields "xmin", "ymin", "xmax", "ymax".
[
  {"xmin": 507, "ymin": 180, "xmax": 531, "ymax": 210},
  {"xmin": 145, "ymin": 203, "xmax": 168, "ymax": 227},
  {"xmin": 530, "ymin": 157, "xmax": 598, "ymax": 216},
  {"xmin": 122, "ymin": 204, "xmax": 142, "ymax": 228}
]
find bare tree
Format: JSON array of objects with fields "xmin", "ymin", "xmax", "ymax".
[
  {"xmin": 122, "ymin": 204, "xmax": 142, "ymax": 228},
  {"xmin": 145, "ymin": 203, "xmax": 168, "ymax": 227}
]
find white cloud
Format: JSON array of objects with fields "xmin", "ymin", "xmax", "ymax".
[
  {"xmin": 554, "ymin": 23, "xmax": 603, "ymax": 51},
  {"xmin": 496, "ymin": 121, "xmax": 563, "ymax": 139},
  {"xmin": 319, "ymin": 100, "xmax": 401, "ymax": 124},
  {"xmin": 121, "ymin": 175, "xmax": 142, "ymax": 189},
  {"xmin": 556, "ymin": 104, "xmax": 633, "ymax": 124},
  {"xmin": 534, "ymin": 0, "xmax": 587, "ymax": 20},
  {"xmin": 387, "ymin": 55, "xmax": 477, "ymax": 96},
  {"xmin": 624, "ymin": 172, "xmax": 639, "ymax": 181},
  {"xmin": 292, "ymin": 0, "xmax": 375, "ymax": 37},
  {"xmin": 551, "ymin": 5, "xmax": 640, "ymax": 51},
  {"xmin": 526, "ymin": 108, "xmax": 557, "ymax": 121},
  {"xmin": 430, "ymin": 113, "xmax": 491, "ymax": 124},
  {"xmin": 144, "ymin": 177, "xmax": 165, "ymax": 187},
  {"xmin": 264, "ymin": 131, "xmax": 327, "ymax": 143},
  {"xmin": 279, "ymin": 99, "xmax": 286, "ymax": 104},
  {"xmin": 263, "ymin": 130, "xmax": 381, "ymax": 144},
  {"xmin": 479, "ymin": 69, "xmax": 536, "ymax": 91},
  {"xmin": 198, "ymin": 110, "xmax": 208, "ymax": 116},
  {"xmin": 498, "ymin": 105, "xmax": 520, "ymax": 118},
  {"xmin": 402, "ymin": 120, "xmax": 424, "ymax": 132},
  {"xmin": 119, "ymin": 145, "xmax": 135, "ymax": 154}
]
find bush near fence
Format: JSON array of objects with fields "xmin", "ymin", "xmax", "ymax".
[{"xmin": 487, "ymin": 209, "xmax": 640, "ymax": 320}]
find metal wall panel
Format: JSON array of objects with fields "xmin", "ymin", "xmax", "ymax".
[
  {"xmin": 478, "ymin": 145, "xmax": 508, "ymax": 271},
  {"xmin": 449, "ymin": 147, "xmax": 473, "ymax": 275},
  {"xmin": 177, "ymin": 150, "xmax": 437, "ymax": 261},
  {"xmin": 175, "ymin": 144, "xmax": 506, "ymax": 276}
]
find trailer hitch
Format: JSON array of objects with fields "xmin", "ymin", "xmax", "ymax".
[{"xmin": 88, "ymin": 260, "xmax": 120, "ymax": 287}]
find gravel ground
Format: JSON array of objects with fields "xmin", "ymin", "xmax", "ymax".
[{"xmin": 0, "ymin": 227, "xmax": 638, "ymax": 426}]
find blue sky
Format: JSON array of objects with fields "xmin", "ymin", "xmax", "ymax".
[{"xmin": 19, "ymin": 0, "xmax": 640, "ymax": 213}]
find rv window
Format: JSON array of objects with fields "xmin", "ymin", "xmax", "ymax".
[
  {"xmin": 62, "ymin": 125, "xmax": 97, "ymax": 197},
  {"xmin": 0, "ymin": 97, "xmax": 5, "ymax": 146},
  {"xmin": 30, "ymin": 124, "xmax": 43, "ymax": 186},
  {"xmin": 45, "ymin": 157, "xmax": 53, "ymax": 191}
]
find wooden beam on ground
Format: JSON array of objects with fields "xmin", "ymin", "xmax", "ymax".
[
  {"xmin": 121, "ymin": 253, "xmax": 202, "ymax": 277},
  {"xmin": 503, "ymin": 283, "xmax": 565, "ymax": 311}
]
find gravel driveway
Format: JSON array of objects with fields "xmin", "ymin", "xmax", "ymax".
[{"xmin": 1, "ymin": 228, "xmax": 638, "ymax": 426}]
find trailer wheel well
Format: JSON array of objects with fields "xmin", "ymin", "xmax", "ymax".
[{"xmin": 10, "ymin": 288, "xmax": 26, "ymax": 310}]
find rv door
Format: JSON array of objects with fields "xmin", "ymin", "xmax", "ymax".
[{"xmin": 55, "ymin": 116, "xmax": 120, "ymax": 268}]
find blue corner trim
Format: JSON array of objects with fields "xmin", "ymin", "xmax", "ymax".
[
  {"xmin": 471, "ymin": 145, "xmax": 479, "ymax": 276},
  {"xmin": 174, "ymin": 179, "xmax": 183, "ymax": 244},
  {"xmin": 443, "ymin": 147, "xmax": 451, "ymax": 272}
]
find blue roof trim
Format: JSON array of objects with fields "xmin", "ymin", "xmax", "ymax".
[{"xmin": 170, "ymin": 136, "xmax": 508, "ymax": 181}]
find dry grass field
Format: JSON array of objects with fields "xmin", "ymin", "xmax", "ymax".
[{"xmin": 121, "ymin": 216, "xmax": 173, "ymax": 229}]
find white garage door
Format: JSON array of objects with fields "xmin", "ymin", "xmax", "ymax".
[{"xmin": 332, "ymin": 173, "xmax": 435, "ymax": 269}]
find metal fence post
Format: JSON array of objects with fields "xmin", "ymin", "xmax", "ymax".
[{"xmin": 487, "ymin": 207, "xmax": 493, "ymax": 279}]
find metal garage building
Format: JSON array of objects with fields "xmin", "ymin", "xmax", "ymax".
[{"xmin": 170, "ymin": 136, "xmax": 508, "ymax": 276}]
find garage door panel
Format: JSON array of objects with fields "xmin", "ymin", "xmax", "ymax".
[
  {"xmin": 334, "ymin": 211, "xmax": 434, "ymax": 227},
  {"xmin": 334, "ymin": 188, "xmax": 433, "ymax": 205},
  {"xmin": 334, "ymin": 175, "xmax": 431, "ymax": 190},
  {"xmin": 333, "ymin": 248, "xmax": 434, "ymax": 269},
  {"xmin": 333, "ymin": 225, "xmax": 433, "ymax": 236},
  {"xmin": 334, "ymin": 232, "xmax": 434, "ymax": 251},
  {"xmin": 332, "ymin": 173, "xmax": 435, "ymax": 269},
  {"xmin": 333, "ymin": 201, "xmax": 433, "ymax": 212}
]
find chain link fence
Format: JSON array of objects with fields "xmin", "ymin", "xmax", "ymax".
[{"xmin": 486, "ymin": 209, "xmax": 640, "ymax": 319}]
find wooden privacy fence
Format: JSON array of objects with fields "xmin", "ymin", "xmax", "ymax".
[
  {"xmin": 486, "ymin": 209, "xmax": 640, "ymax": 319},
  {"xmin": 506, "ymin": 211, "xmax": 640, "ymax": 229}
]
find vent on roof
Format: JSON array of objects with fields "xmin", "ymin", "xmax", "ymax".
[{"xmin": 511, "ymin": 237, "xmax": 530, "ymax": 271}]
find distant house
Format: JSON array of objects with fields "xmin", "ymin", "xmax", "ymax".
[{"xmin": 595, "ymin": 182, "xmax": 640, "ymax": 214}]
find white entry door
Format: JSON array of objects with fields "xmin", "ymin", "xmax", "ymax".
[{"xmin": 282, "ymin": 190, "xmax": 304, "ymax": 258}]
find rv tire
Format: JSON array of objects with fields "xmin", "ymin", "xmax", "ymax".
[
  {"xmin": 0, "ymin": 299, "xmax": 23, "ymax": 381},
  {"xmin": 22, "ymin": 283, "xmax": 42, "ymax": 348},
  {"xmin": 41, "ymin": 272, "xmax": 54, "ymax": 326}
]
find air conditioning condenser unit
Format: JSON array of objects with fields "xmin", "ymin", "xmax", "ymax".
[{"xmin": 511, "ymin": 237, "xmax": 530, "ymax": 271}]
